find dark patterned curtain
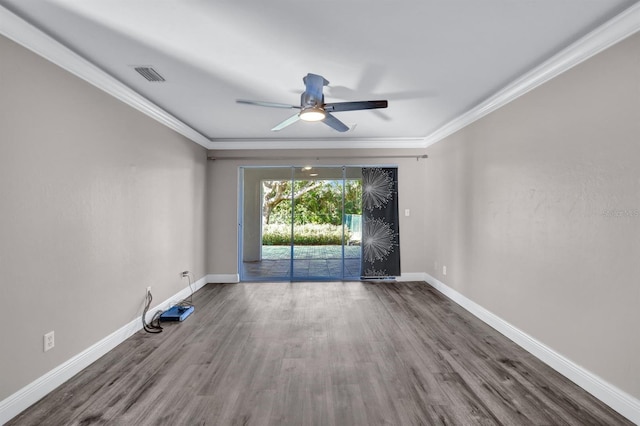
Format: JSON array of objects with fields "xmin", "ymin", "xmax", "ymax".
[{"xmin": 360, "ymin": 167, "xmax": 400, "ymax": 278}]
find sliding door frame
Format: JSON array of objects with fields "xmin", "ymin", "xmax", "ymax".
[{"xmin": 237, "ymin": 164, "xmax": 398, "ymax": 281}]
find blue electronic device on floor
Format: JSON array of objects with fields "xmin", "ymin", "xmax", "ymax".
[{"xmin": 159, "ymin": 305, "xmax": 194, "ymax": 322}]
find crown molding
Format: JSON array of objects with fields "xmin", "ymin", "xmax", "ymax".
[
  {"xmin": 423, "ymin": 2, "xmax": 640, "ymax": 148},
  {"xmin": 207, "ymin": 137, "xmax": 427, "ymax": 150},
  {"xmin": 0, "ymin": 6, "xmax": 212, "ymax": 149},
  {"xmin": 3, "ymin": 3, "xmax": 639, "ymax": 151}
]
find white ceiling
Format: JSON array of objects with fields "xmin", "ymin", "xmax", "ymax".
[{"xmin": 1, "ymin": 0, "xmax": 638, "ymax": 149}]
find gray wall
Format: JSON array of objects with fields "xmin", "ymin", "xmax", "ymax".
[
  {"xmin": 207, "ymin": 149, "xmax": 428, "ymax": 276},
  {"xmin": 0, "ymin": 35, "xmax": 208, "ymax": 400},
  {"xmin": 423, "ymin": 32, "xmax": 640, "ymax": 398}
]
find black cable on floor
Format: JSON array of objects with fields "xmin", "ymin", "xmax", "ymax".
[{"xmin": 142, "ymin": 290, "xmax": 163, "ymax": 333}]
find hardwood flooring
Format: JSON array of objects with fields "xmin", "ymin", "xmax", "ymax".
[{"xmin": 9, "ymin": 281, "xmax": 632, "ymax": 425}]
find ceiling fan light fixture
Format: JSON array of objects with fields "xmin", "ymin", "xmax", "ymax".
[{"xmin": 299, "ymin": 106, "xmax": 326, "ymax": 122}]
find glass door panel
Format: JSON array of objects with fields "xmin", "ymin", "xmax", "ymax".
[
  {"xmin": 239, "ymin": 167, "xmax": 294, "ymax": 281},
  {"xmin": 343, "ymin": 168, "xmax": 363, "ymax": 279},
  {"xmin": 292, "ymin": 166, "xmax": 345, "ymax": 280}
]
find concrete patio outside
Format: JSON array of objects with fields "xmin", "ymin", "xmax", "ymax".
[{"xmin": 241, "ymin": 245, "xmax": 362, "ymax": 280}]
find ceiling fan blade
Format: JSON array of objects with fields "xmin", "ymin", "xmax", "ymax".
[
  {"xmin": 322, "ymin": 113, "xmax": 349, "ymax": 132},
  {"xmin": 324, "ymin": 100, "xmax": 388, "ymax": 112},
  {"xmin": 236, "ymin": 99, "xmax": 299, "ymax": 109},
  {"xmin": 271, "ymin": 113, "xmax": 301, "ymax": 131}
]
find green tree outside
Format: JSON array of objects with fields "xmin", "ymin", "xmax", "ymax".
[
  {"xmin": 267, "ymin": 179, "xmax": 361, "ymax": 225},
  {"xmin": 262, "ymin": 179, "xmax": 362, "ymax": 245}
]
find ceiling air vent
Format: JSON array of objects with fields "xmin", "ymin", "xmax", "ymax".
[{"xmin": 134, "ymin": 66, "xmax": 165, "ymax": 82}]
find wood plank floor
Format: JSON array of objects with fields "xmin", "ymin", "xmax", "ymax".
[{"xmin": 9, "ymin": 281, "xmax": 632, "ymax": 425}]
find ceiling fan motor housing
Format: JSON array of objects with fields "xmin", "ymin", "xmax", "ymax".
[
  {"xmin": 300, "ymin": 92, "xmax": 323, "ymax": 109},
  {"xmin": 302, "ymin": 73, "xmax": 329, "ymax": 108}
]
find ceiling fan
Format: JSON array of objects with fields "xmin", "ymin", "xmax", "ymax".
[{"xmin": 236, "ymin": 73, "xmax": 388, "ymax": 132}]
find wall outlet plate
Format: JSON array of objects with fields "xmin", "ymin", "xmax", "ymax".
[{"xmin": 44, "ymin": 331, "xmax": 55, "ymax": 352}]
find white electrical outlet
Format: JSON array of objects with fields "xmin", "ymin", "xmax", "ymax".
[
  {"xmin": 443, "ymin": 265, "xmax": 447, "ymax": 276},
  {"xmin": 44, "ymin": 331, "xmax": 55, "ymax": 352},
  {"xmin": 147, "ymin": 286, "xmax": 152, "ymax": 294}
]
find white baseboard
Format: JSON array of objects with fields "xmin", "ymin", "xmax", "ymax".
[
  {"xmin": 207, "ymin": 273, "xmax": 240, "ymax": 283},
  {"xmin": 423, "ymin": 272, "xmax": 640, "ymax": 425},
  {"xmin": 397, "ymin": 272, "xmax": 429, "ymax": 282},
  {"xmin": 0, "ymin": 275, "xmax": 208, "ymax": 425}
]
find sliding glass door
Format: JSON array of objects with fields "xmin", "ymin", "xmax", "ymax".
[{"xmin": 239, "ymin": 166, "xmax": 363, "ymax": 281}]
